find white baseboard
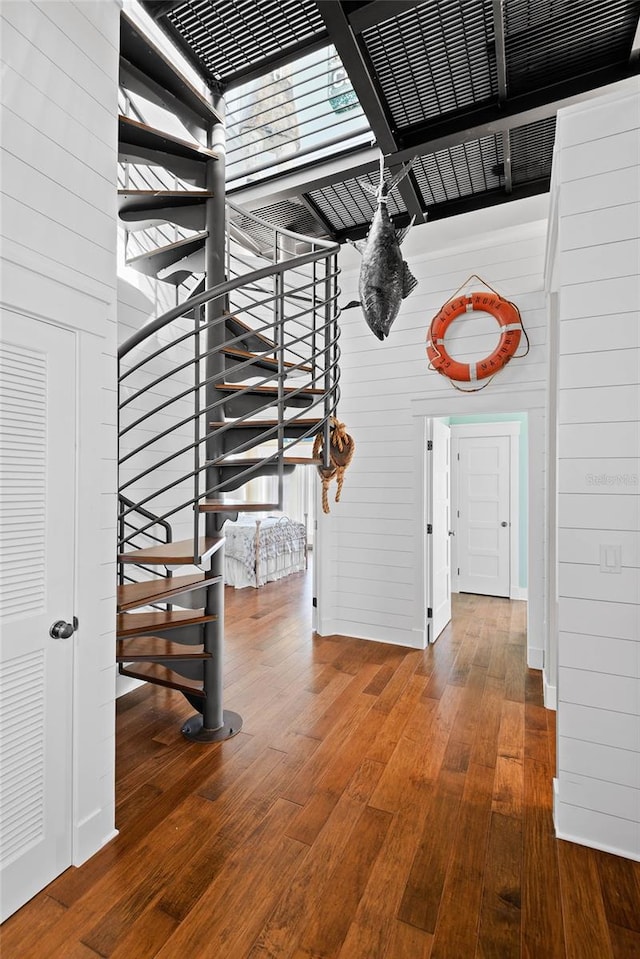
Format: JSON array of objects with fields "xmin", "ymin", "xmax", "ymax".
[
  {"xmin": 527, "ymin": 647, "xmax": 544, "ymax": 670},
  {"xmin": 116, "ymin": 670, "xmax": 144, "ymax": 698},
  {"xmin": 543, "ymin": 675, "xmax": 557, "ymax": 710},
  {"xmin": 315, "ymin": 619, "xmax": 426, "ymax": 649},
  {"xmin": 510, "ymin": 586, "xmax": 528, "ymax": 601},
  {"xmin": 553, "ymin": 780, "xmax": 640, "ymax": 862},
  {"xmin": 74, "ymin": 811, "xmax": 118, "ymax": 866}
]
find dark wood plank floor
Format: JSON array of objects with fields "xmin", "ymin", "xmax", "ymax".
[{"xmin": 3, "ymin": 569, "xmax": 640, "ymax": 958}]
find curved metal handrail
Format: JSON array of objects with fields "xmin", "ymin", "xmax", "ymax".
[
  {"xmin": 119, "ymin": 244, "xmax": 338, "ymax": 361},
  {"xmin": 118, "ymin": 200, "xmax": 342, "ymax": 567}
]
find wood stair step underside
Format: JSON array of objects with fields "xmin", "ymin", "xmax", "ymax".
[
  {"xmin": 116, "ymin": 637, "xmax": 210, "ymax": 662},
  {"xmin": 117, "ymin": 572, "xmax": 215, "ymax": 612},
  {"xmin": 117, "ymin": 609, "xmax": 215, "ymax": 639},
  {"xmin": 118, "ymin": 115, "xmax": 218, "ymax": 187},
  {"xmin": 118, "ymin": 536, "xmax": 224, "ymax": 565},
  {"xmin": 120, "ymin": 11, "xmax": 222, "ymax": 131},
  {"xmin": 118, "ymin": 190, "xmax": 212, "ymax": 232},
  {"xmin": 118, "ymin": 662, "xmax": 205, "ymax": 698},
  {"xmin": 125, "ymin": 231, "xmax": 207, "ymax": 277},
  {"xmin": 118, "ymin": 115, "xmax": 219, "ymax": 164}
]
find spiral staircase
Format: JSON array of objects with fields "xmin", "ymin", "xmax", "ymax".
[{"xmin": 116, "ymin": 11, "xmax": 341, "ymax": 741}]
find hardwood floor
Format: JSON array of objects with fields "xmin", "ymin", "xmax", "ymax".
[{"xmin": 3, "ymin": 570, "xmax": 640, "ymax": 958}]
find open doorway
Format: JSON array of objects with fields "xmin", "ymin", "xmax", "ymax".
[{"xmin": 426, "ymin": 413, "xmax": 529, "ymax": 645}]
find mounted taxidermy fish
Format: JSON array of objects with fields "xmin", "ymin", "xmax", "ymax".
[{"xmin": 344, "ymin": 155, "xmax": 418, "ymax": 340}]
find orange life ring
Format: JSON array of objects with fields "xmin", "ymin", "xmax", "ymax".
[{"xmin": 426, "ymin": 291, "xmax": 522, "ymax": 383}]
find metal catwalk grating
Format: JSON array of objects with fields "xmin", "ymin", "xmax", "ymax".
[
  {"xmin": 163, "ymin": 0, "xmax": 327, "ymax": 83},
  {"xmin": 505, "ymin": 0, "xmax": 640, "ymax": 96},
  {"xmin": 361, "ymin": 0, "xmax": 497, "ymax": 129},
  {"xmin": 412, "ymin": 135, "xmax": 503, "ymax": 206},
  {"xmin": 308, "ymin": 170, "xmax": 407, "ymax": 232},
  {"xmin": 510, "ymin": 116, "xmax": 556, "ymax": 184},
  {"xmin": 233, "ymin": 200, "xmax": 325, "ymax": 244}
]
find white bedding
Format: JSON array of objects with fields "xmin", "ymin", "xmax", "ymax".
[{"xmin": 224, "ymin": 515, "xmax": 307, "ymax": 588}]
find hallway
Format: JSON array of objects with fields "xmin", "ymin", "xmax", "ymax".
[{"xmin": 2, "ymin": 574, "xmax": 639, "ymax": 958}]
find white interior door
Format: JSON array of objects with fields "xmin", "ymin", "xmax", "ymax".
[
  {"xmin": 0, "ymin": 311, "xmax": 76, "ymax": 921},
  {"xmin": 457, "ymin": 434, "xmax": 510, "ymax": 597},
  {"xmin": 428, "ymin": 419, "xmax": 452, "ymax": 641}
]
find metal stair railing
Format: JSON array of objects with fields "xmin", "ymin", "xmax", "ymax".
[{"xmin": 118, "ymin": 215, "xmax": 341, "ymax": 567}]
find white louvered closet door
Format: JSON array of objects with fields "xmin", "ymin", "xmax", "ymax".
[{"xmin": 0, "ymin": 310, "xmax": 76, "ymax": 921}]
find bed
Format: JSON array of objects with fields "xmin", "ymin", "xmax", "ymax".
[{"xmin": 224, "ymin": 515, "xmax": 307, "ymax": 588}]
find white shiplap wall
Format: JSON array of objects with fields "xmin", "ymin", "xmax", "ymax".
[
  {"xmin": 550, "ymin": 80, "xmax": 640, "ymax": 861},
  {"xmin": 1, "ymin": 0, "xmax": 120, "ymax": 863},
  {"xmin": 317, "ymin": 194, "xmax": 549, "ymax": 666}
]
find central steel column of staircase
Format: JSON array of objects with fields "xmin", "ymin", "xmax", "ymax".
[{"xmin": 116, "ymin": 10, "xmax": 341, "ymax": 742}]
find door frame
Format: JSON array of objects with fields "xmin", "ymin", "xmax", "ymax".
[
  {"xmin": 425, "ymin": 418, "xmax": 452, "ymax": 643},
  {"xmin": 450, "ymin": 421, "xmax": 523, "ymax": 600},
  {"xmin": 411, "ymin": 391, "xmax": 547, "ymax": 678}
]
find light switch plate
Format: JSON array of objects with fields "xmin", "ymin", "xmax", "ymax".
[{"xmin": 600, "ymin": 544, "xmax": 622, "ymax": 573}]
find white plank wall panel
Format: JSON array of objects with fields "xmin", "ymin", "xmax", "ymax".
[
  {"xmin": 558, "ymin": 632, "xmax": 638, "ymax": 676},
  {"xmin": 561, "ymin": 166, "xmax": 640, "ymax": 217},
  {"xmin": 1, "ymin": 0, "xmax": 120, "ymax": 867},
  {"xmin": 558, "ymin": 738, "xmax": 640, "ymax": 791},
  {"xmin": 560, "ymin": 312, "xmax": 640, "ymax": 354},
  {"xmin": 558, "ymin": 493, "xmax": 640, "ymax": 531},
  {"xmin": 558, "ymin": 422, "xmax": 640, "ymax": 459},
  {"xmin": 560, "ymin": 702, "xmax": 640, "ymax": 753},
  {"xmin": 318, "ymin": 199, "xmax": 549, "ymax": 651},
  {"xmin": 552, "ymin": 80, "xmax": 640, "ymax": 860}
]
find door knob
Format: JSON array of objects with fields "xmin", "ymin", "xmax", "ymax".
[
  {"xmin": 49, "ymin": 620, "xmax": 75, "ymax": 640},
  {"xmin": 501, "ymin": 521, "xmax": 508, "ymax": 527}
]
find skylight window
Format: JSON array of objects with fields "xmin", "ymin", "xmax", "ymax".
[{"xmin": 225, "ymin": 44, "xmax": 371, "ymax": 187}]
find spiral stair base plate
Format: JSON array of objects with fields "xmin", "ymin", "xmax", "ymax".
[{"xmin": 181, "ymin": 709, "xmax": 243, "ymax": 743}]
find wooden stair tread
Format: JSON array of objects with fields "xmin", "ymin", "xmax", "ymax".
[
  {"xmin": 210, "ymin": 418, "xmax": 322, "ymax": 429},
  {"xmin": 118, "ymin": 190, "xmax": 213, "ymax": 198},
  {"xmin": 225, "ymin": 313, "xmax": 275, "ymax": 350},
  {"xmin": 198, "ymin": 500, "xmax": 279, "ymax": 512},
  {"xmin": 118, "ymin": 115, "xmax": 219, "ymax": 163},
  {"xmin": 116, "ymin": 637, "xmax": 210, "ymax": 662},
  {"xmin": 118, "ymin": 536, "xmax": 223, "ymax": 565},
  {"xmin": 215, "ymin": 383, "xmax": 323, "ymax": 396},
  {"xmin": 210, "ymin": 457, "xmax": 322, "ymax": 467},
  {"xmin": 221, "ymin": 346, "xmax": 313, "ymax": 373},
  {"xmin": 117, "ymin": 609, "xmax": 215, "ymax": 638},
  {"xmin": 117, "ymin": 572, "xmax": 214, "ymax": 612},
  {"xmin": 118, "ymin": 662, "xmax": 205, "ymax": 697}
]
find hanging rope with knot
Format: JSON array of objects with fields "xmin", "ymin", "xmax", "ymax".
[{"xmin": 313, "ymin": 417, "xmax": 355, "ymax": 514}]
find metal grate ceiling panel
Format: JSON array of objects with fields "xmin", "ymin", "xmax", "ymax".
[
  {"xmin": 413, "ymin": 136, "xmax": 503, "ymax": 206},
  {"xmin": 163, "ymin": 0, "xmax": 327, "ymax": 83},
  {"xmin": 308, "ymin": 170, "xmax": 407, "ymax": 233},
  {"xmin": 510, "ymin": 116, "xmax": 556, "ymax": 184},
  {"xmin": 234, "ymin": 199, "xmax": 326, "ymax": 244},
  {"xmin": 143, "ymin": 0, "xmax": 640, "ymax": 237},
  {"xmin": 505, "ymin": 0, "xmax": 640, "ymax": 96},
  {"xmin": 361, "ymin": 0, "xmax": 497, "ymax": 129}
]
